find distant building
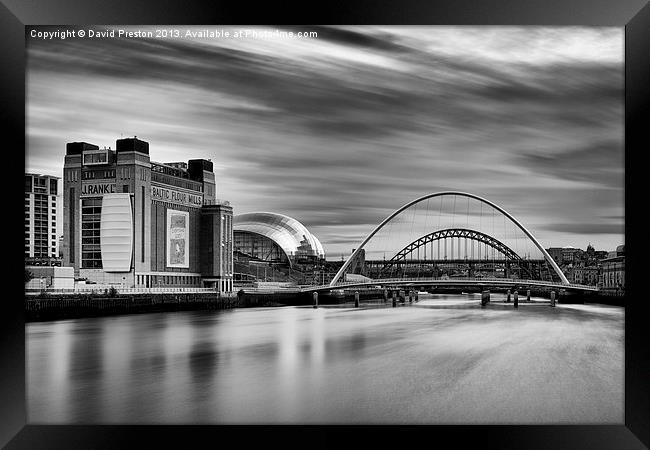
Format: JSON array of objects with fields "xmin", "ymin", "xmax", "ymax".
[
  {"xmin": 573, "ymin": 264, "xmax": 600, "ymax": 286},
  {"xmin": 25, "ymin": 266, "xmax": 74, "ymax": 290},
  {"xmin": 546, "ymin": 247, "xmax": 563, "ymax": 265},
  {"xmin": 546, "ymin": 246, "xmax": 583, "ymax": 265},
  {"xmin": 594, "ymin": 250, "xmax": 609, "ymax": 261},
  {"xmin": 25, "ymin": 173, "xmax": 61, "ymax": 261},
  {"xmin": 561, "ymin": 246, "xmax": 583, "ymax": 264},
  {"xmin": 599, "ymin": 245, "xmax": 625, "ymax": 294},
  {"xmin": 348, "ymin": 248, "xmax": 367, "ymax": 275}
]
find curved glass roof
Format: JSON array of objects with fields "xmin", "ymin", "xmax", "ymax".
[{"xmin": 233, "ymin": 212, "xmax": 326, "ymax": 261}]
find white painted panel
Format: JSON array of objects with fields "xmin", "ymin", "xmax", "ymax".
[{"xmin": 100, "ymin": 193, "xmax": 133, "ymax": 272}]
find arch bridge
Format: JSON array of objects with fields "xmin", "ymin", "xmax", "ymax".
[{"xmin": 315, "ymin": 191, "xmax": 597, "ymax": 294}]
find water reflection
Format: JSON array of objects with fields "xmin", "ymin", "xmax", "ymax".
[{"xmin": 27, "ymin": 294, "xmax": 624, "ymax": 424}]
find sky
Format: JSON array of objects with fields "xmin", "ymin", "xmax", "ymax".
[{"xmin": 26, "ymin": 26, "xmax": 624, "ymax": 258}]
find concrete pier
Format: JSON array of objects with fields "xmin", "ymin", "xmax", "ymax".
[
  {"xmin": 514, "ymin": 291, "xmax": 518, "ymax": 308},
  {"xmin": 527, "ymin": 290, "xmax": 531, "ymax": 302},
  {"xmin": 481, "ymin": 290, "xmax": 490, "ymax": 306},
  {"xmin": 354, "ymin": 291, "xmax": 359, "ymax": 308},
  {"xmin": 313, "ymin": 292, "xmax": 318, "ymax": 309},
  {"xmin": 551, "ymin": 291, "xmax": 556, "ymax": 307},
  {"xmin": 506, "ymin": 289, "xmax": 511, "ymax": 302}
]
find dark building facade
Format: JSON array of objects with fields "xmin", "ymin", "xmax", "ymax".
[{"xmin": 62, "ymin": 137, "xmax": 233, "ymax": 291}]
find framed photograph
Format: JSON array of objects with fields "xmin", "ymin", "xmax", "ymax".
[{"xmin": 7, "ymin": 0, "xmax": 649, "ymax": 448}]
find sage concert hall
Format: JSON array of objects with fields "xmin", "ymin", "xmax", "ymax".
[{"xmin": 62, "ymin": 137, "xmax": 234, "ymax": 292}]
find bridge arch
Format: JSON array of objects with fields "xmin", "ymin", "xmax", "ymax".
[
  {"xmin": 330, "ymin": 192, "xmax": 569, "ymax": 286},
  {"xmin": 380, "ymin": 227, "xmax": 532, "ymax": 275}
]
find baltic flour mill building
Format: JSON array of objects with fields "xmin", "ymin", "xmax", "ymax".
[{"xmin": 62, "ymin": 137, "xmax": 234, "ymax": 292}]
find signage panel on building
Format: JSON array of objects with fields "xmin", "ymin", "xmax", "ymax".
[
  {"xmin": 81, "ymin": 182, "xmax": 116, "ymax": 196},
  {"xmin": 167, "ymin": 209, "xmax": 189, "ymax": 268},
  {"xmin": 151, "ymin": 184, "xmax": 203, "ymax": 207}
]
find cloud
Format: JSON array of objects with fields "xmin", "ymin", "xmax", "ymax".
[
  {"xmin": 519, "ymin": 140, "xmax": 624, "ymax": 189},
  {"xmin": 541, "ymin": 223, "xmax": 624, "ymax": 235},
  {"xmin": 25, "ymin": 26, "xmax": 625, "ymax": 256}
]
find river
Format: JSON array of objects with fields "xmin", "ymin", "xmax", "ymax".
[{"xmin": 26, "ymin": 294, "xmax": 624, "ymax": 424}]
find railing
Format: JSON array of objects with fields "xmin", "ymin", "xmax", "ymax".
[
  {"xmin": 241, "ymin": 287, "xmax": 302, "ymax": 293},
  {"xmin": 304, "ymin": 277, "xmax": 598, "ymax": 292},
  {"xmin": 25, "ymin": 287, "xmax": 235, "ymax": 296}
]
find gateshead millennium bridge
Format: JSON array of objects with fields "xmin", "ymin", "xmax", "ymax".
[{"xmin": 300, "ymin": 192, "xmax": 598, "ymax": 295}]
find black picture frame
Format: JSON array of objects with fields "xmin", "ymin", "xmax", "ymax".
[{"xmin": 3, "ymin": 1, "xmax": 649, "ymax": 448}]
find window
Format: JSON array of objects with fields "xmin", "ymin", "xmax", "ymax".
[
  {"xmin": 81, "ymin": 197, "xmax": 102, "ymax": 269},
  {"xmin": 49, "ymin": 179, "xmax": 58, "ymax": 195},
  {"xmin": 83, "ymin": 152, "xmax": 108, "ymax": 165}
]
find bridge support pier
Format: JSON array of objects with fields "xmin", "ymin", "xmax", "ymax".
[
  {"xmin": 354, "ymin": 291, "xmax": 359, "ymax": 308},
  {"xmin": 481, "ymin": 290, "xmax": 490, "ymax": 306},
  {"xmin": 514, "ymin": 291, "xmax": 518, "ymax": 308},
  {"xmin": 383, "ymin": 289, "xmax": 388, "ymax": 302},
  {"xmin": 527, "ymin": 290, "xmax": 531, "ymax": 302},
  {"xmin": 506, "ymin": 289, "xmax": 511, "ymax": 302},
  {"xmin": 550, "ymin": 291, "xmax": 556, "ymax": 307},
  {"xmin": 392, "ymin": 290, "xmax": 397, "ymax": 307},
  {"xmin": 313, "ymin": 292, "xmax": 318, "ymax": 309},
  {"xmin": 415, "ymin": 291, "xmax": 419, "ymax": 302},
  {"xmin": 409, "ymin": 291, "xmax": 413, "ymax": 303}
]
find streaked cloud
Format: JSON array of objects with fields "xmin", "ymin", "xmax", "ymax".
[{"xmin": 26, "ymin": 26, "xmax": 624, "ymax": 257}]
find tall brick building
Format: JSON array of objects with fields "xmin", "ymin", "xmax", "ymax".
[{"xmin": 62, "ymin": 137, "xmax": 233, "ymax": 292}]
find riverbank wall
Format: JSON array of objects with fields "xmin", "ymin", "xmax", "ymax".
[
  {"xmin": 25, "ymin": 292, "xmax": 238, "ymax": 322},
  {"xmin": 25, "ymin": 287, "xmax": 624, "ymax": 321}
]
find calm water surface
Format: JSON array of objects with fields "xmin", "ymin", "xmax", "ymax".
[{"xmin": 27, "ymin": 294, "xmax": 624, "ymax": 424}]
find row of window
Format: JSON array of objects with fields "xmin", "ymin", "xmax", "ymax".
[
  {"xmin": 25, "ymin": 176, "xmax": 58, "ymax": 195},
  {"xmin": 24, "ymin": 248, "xmax": 57, "ymax": 255},
  {"xmin": 137, "ymin": 274, "xmax": 202, "ymax": 287},
  {"xmin": 82, "ymin": 168, "xmax": 115, "ymax": 179},
  {"xmin": 81, "ymin": 198, "xmax": 102, "ymax": 269},
  {"xmin": 25, "ymin": 225, "xmax": 56, "ymax": 234},
  {"xmin": 25, "ymin": 222, "xmax": 56, "ymax": 227},
  {"xmin": 27, "ymin": 206, "xmax": 57, "ymax": 211},
  {"xmin": 25, "ymin": 231, "xmax": 56, "ymax": 243},
  {"xmin": 151, "ymin": 171, "xmax": 202, "ymax": 192},
  {"xmin": 24, "ymin": 193, "xmax": 57, "ymax": 199},
  {"xmin": 24, "ymin": 211, "xmax": 57, "ymax": 220}
]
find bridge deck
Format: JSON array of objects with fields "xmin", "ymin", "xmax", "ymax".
[{"xmin": 301, "ymin": 277, "xmax": 598, "ymax": 293}]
